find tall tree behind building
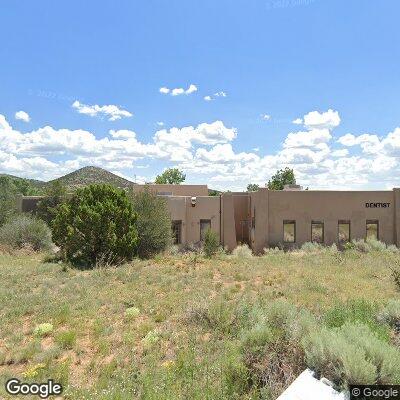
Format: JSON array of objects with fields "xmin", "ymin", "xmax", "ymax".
[{"xmin": 267, "ymin": 168, "xmax": 296, "ymax": 190}]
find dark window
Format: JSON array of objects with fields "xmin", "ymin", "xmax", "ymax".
[
  {"xmin": 311, "ymin": 221, "xmax": 324, "ymax": 243},
  {"xmin": 283, "ymin": 220, "xmax": 296, "ymax": 243},
  {"xmin": 172, "ymin": 220, "xmax": 182, "ymax": 244},
  {"xmin": 366, "ymin": 220, "xmax": 379, "ymax": 240},
  {"xmin": 338, "ymin": 220, "xmax": 350, "ymax": 243},
  {"xmin": 200, "ymin": 219, "xmax": 211, "ymax": 241}
]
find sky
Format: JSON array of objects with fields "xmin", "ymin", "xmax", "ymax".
[{"xmin": 1, "ymin": 0, "xmax": 400, "ymax": 191}]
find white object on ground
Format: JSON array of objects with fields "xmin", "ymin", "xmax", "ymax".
[{"xmin": 277, "ymin": 369, "xmax": 346, "ymax": 400}]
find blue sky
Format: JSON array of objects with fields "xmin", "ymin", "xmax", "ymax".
[{"xmin": 1, "ymin": 0, "xmax": 400, "ymax": 190}]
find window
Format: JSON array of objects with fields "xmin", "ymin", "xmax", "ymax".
[
  {"xmin": 172, "ymin": 220, "xmax": 182, "ymax": 244},
  {"xmin": 200, "ymin": 219, "xmax": 211, "ymax": 241},
  {"xmin": 366, "ymin": 220, "xmax": 379, "ymax": 240},
  {"xmin": 283, "ymin": 220, "xmax": 296, "ymax": 243},
  {"xmin": 338, "ymin": 220, "xmax": 350, "ymax": 243},
  {"xmin": 311, "ymin": 221, "xmax": 324, "ymax": 243}
]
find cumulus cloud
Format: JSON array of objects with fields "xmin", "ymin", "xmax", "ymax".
[
  {"xmin": 72, "ymin": 100, "xmax": 133, "ymax": 121},
  {"xmin": 293, "ymin": 109, "xmax": 341, "ymax": 130},
  {"xmin": 1, "ymin": 108, "xmax": 400, "ymax": 191},
  {"xmin": 337, "ymin": 133, "xmax": 382, "ymax": 154},
  {"xmin": 15, "ymin": 111, "xmax": 30, "ymax": 122},
  {"xmin": 284, "ymin": 129, "xmax": 332, "ymax": 148},
  {"xmin": 261, "ymin": 114, "xmax": 271, "ymax": 120},
  {"xmin": 160, "ymin": 84, "xmax": 198, "ymax": 96},
  {"xmin": 154, "ymin": 121, "xmax": 237, "ymax": 148},
  {"xmin": 204, "ymin": 91, "xmax": 227, "ymax": 101}
]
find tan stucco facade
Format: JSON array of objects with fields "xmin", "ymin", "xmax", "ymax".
[
  {"xmin": 250, "ymin": 188, "xmax": 400, "ymax": 253},
  {"xmin": 19, "ymin": 185, "xmax": 400, "ymax": 252},
  {"xmin": 168, "ymin": 188, "xmax": 400, "ymax": 252},
  {"xmin": 132, "ymin": 184, "xmax": 208, "ymax": 197}
]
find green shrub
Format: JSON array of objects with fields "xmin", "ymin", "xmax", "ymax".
[
  {"xmin": 36, "ymin": 181, "xmax": 67, "ymax": 225},
  {"xmin": 302, "ymin": 325, "xmax": 377, "ymax": 387},
  {"xmin": 367, "ymin": 239, "xmax": 387, "ymax": 252},
  {"xmin": 125, "ymin": 307, "xmax": 140, "ymax": 319},
  {"xmin": 0, "ymin": 177, "xmax": 18, "ymax": 226},
  {"xmin": 348, "ymin": 238, "xmax": 388, "ymax": 253},
  {"xmin": 302, "ymin": 322, "xmax": 400, "ymax": 387},
  {"xmin": 142, "ymin": 330, "xmax": 160, "ymax": 348},
  {"xmin": 340, "ymin": 323, "xmax": 400, "ymax": 383},
  {"xmin": 324, "ymin": 300, "xmax": 390, "ymax": 342},
  {"xmin": 352, "ymin": 239, "xmax": 371, "ymax": 253},
  {"xmin": 232, "ymin": 244, "xmax": 253, "ymax": 259},
  {"xmin": 301, "ymin": 242, "xmax": 323, "ymax": 252},
  {"xmin": 378, "ymin": 300, "xmax": 400, "ymax": 328},
  {"xmin": 203, "ymin": 229, "xmax": 219, "ymax": 258},
  {"xmin": 130, "ymin": 189, "xmax": 172, "ymax": 259},
  {"xmin": 52, "ymin": 184, "xmax": 138, "ymax": 268},
  {"xmin": 34, "ymin": 323, "xmax": 54, "ymax": 337},
  {"xmin": 240, "ymin": 323, "xmax": 274, "ymax": 354},
  {"xmin": 0, "ymin": 214, "xmax": 53, "ymax": 251},
  {"xmin": 55, "ymin": 330, "xmax": 76, "ymax": 349},
  {"xmin": 387, "ymin": 244, "xmax": 399, "ymax": 253},
  {"xmin": 389, "ymin": 262, "xmax": 400, "ymax": 291}
]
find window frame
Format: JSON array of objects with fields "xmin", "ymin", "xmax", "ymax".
[
  {"xmin": 366, "ymin": 219, "xmax": 379, "ymax": 241},
  {"xmin": 311, "ymin": 221, "xmax": 324, "ymax": 244},
  {"xmin": 172, "ymin": 220, "xmax": 182, "ymax": 245},
  {"xmin": 338, "ymin": 220, "xmax": 351, "ymax": 244},
  {"xmin": 283, "ymin": 220, "xmax": 296, "ymax": 244},
  {"xmin": 200, "ymin": 219, "xmax": 211, "ymax": 242}
]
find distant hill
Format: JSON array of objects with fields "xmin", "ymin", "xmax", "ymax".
[
  {"xmin": 0, "ymin": 166, "xmax": 136, "ymax": 192},
  {"xmin": 49, "ymin": 166, "xmax": 135, "ymax": 189},
  {"xmin": 0, "ymin": 173, "xmax": 47, "ymax": 192}
]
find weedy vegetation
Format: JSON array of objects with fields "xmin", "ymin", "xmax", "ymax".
[{"xmin": 1, "ymin": 243, "xmax": 400, "ymax": 399}]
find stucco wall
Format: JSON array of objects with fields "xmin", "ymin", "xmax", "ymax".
[
  {"xmin": 266, "ymin": 190, "xmax": 395, "ymax": 247},
  {"xmin": 132, "ymin": 184, "xmax": 208, "ymax": 197},
  {"xmin": 166, "ymin": 196, "xmax": 221, "ymax": 245}
]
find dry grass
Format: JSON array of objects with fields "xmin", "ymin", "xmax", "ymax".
[{"xmin": 0, "ymin": 249, "xmax": 399, "ymax": 399}]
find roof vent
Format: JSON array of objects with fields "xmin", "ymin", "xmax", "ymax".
[{"xmin": 283, "ymin": 184, "xmax": 303, "ymax": 191}]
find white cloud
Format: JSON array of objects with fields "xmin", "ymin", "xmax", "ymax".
[
  {"xmin": 156, "ymin": 121, "xmax": 164, "ymax": 126},
  {"xmin": 186, "ymin": 84, "xmax": 198, "ymax": 94},
  {"xmin": 160, "ymin": 84, "xmax": 198, "ymax": 96},
  {"xmin": 2, "ymin": 109, "xmax": 400, "ymax": 191},
  {"xmin": 261, "ymin": 114, "xmax": 271, "ymax": 120},
  {"xmin": 15, "ymin": 111, "xmax": 30, "ymax": 123},
  {"xmin": 293, "ymin": 109, "xmax": 341, "ymax": 130},
  {"xmin": 109, "ymin": 129, "xmax": 137, "ymax": 139},
  {"xmin": 72, "ymin": 100, "xmax": 133, "ymax": 121},
  {"xmin": 284, "ymin": 129, "xmax": 332, "ymax": 148},
  {"xmin": 337, "ymin": 133, "xmax": 382, "ymax": 154},
  {"xmin": 154, "ymin": 121, "xmax": 237, "ymax": 149},
  {"xmin": 382, "ymin": 128, "xmax": 400, "ymax": 156},
  {"xmin": 204, "ymin": 91, "xmax": 227, "ymax": 101},
  {"xmin": 331, "ymin": 149, "xmax": 349, "ymax": 157}
]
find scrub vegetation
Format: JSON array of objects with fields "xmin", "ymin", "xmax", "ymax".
[{"xmin": 1, "ymin": 246, "xmax": 400, "ymax": 399}]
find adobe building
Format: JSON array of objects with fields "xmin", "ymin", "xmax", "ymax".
[{"xmin": 19, "ymin": 184, "xmax": 400, "ymax": 253}]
